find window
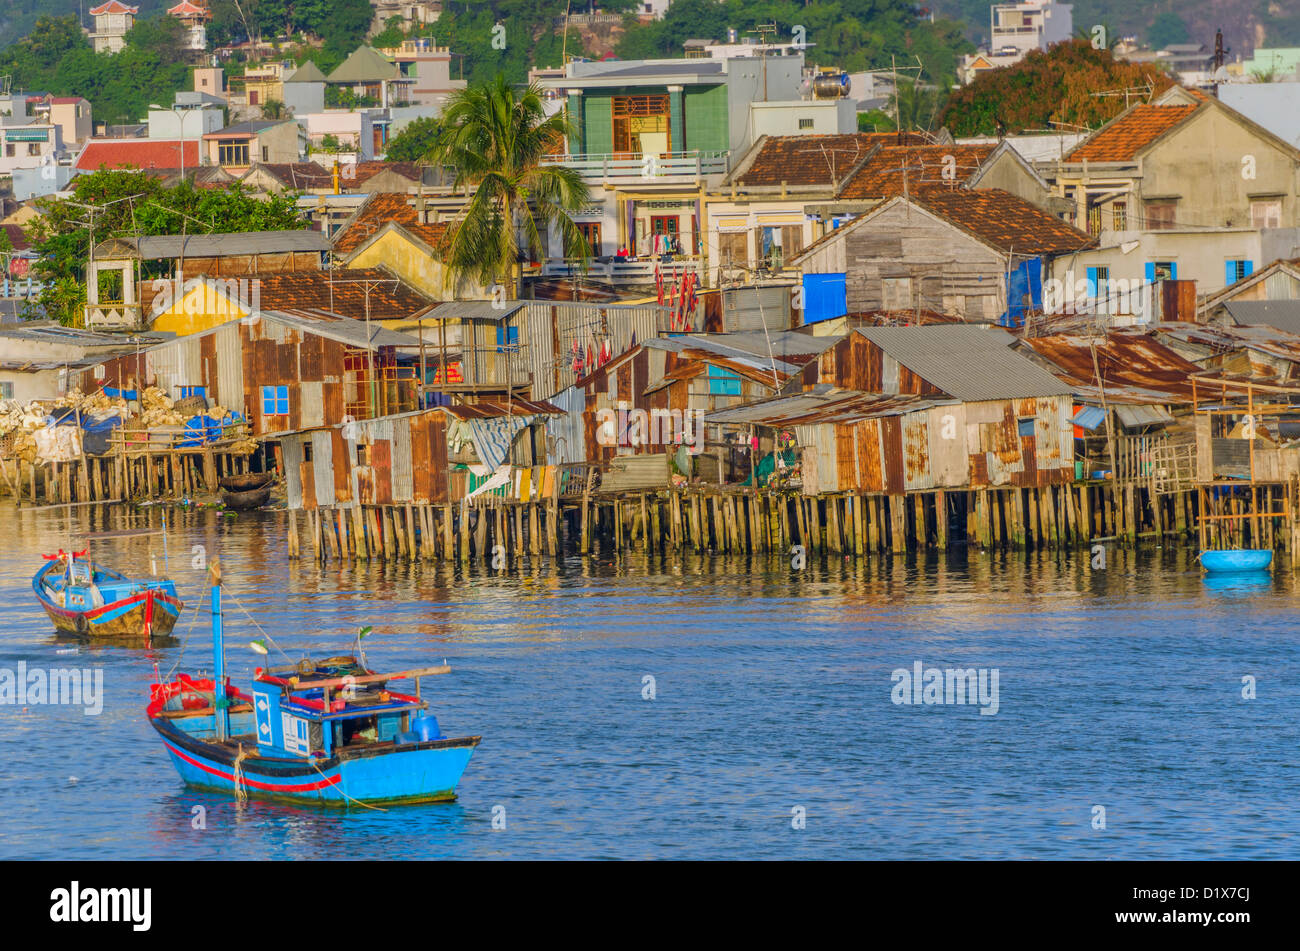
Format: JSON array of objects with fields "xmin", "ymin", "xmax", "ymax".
[
  {"xmin": 798, "ymin": 117, "xmax": 814, "ymax": 129},
  {"xmin": 707, "ymin": 364, "xmax": 742, "ymax": 396},
  {"xmin": 1086, "ymin": 205, "xmax": 1101, "ymax": 236},
  {"xmin": 1145, "ymin": 201, "xmax": 1177, "ymax": 230},
  {"xmin": 1145, "ymin": 261, "xmax": 1177, "ymax": 283},
  {"xmin": 495, "ymin": 324, "xmax": 519, "ymax": 353},
  {"xmin": 1226, "ymin": 259, "xmax": 1254, "ymax": 283},
  {"xmin": 718, "ymin": 231, "xmax": 747, "ymax": 267},
  {"xmin": 0, "ymin": 382, "xmax": 12, "ymax": 400},
  {"xmin": 261, "ymin": 385, "xmax": 289, "ymax": 416},
  {"xmin": 1112, "ymin": 201, "xmax": 1127, "ymax": 231},
  {"xmin": 3, "ymin": 144, "xmax": 13, "ymax": 157},
  {"xmin": 217, "ymin": 141, "xmax": 250, "ymax": 167},
  {"xmin": 27, "ymin": 143, "xmax": 39, "ymax": 156},
  {"xmin": 612, "ymin": 95, "xmax": 670, "ymax": 156},
  {"xmin": 1085, "ymin": 266, "xmax": 1109, "ymax": 299},
  {"xmin": 575, "ymin": 221, "xmax": 601, "ymax": 256},
  {"xmin": 1251, "ymin": 199, "xmax": 1282, "ymax": 229},
  {"xmin": 650, "ymin": 215, "xmax": 679, "ymax": 236},
  {"xmin": 249, "ymin": 90, "xmax": 259, "ymax": 106},
  {"xmin": 261, "ymin": 146, "xmax": 269, "ymax": 162},
  {"xmin": 303, "ymin": 442, "xmax": 313, "ymax": 463},
  {"xmin": 1017, "ymin": 418, "xmax": 1035, "ymax": 438},
  {"xmin": 882, "ymin": 277, "xmax": 914, "ymax": 311}
]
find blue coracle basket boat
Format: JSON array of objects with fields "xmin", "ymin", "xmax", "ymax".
[
  {"xmin": 148, "ymin": 568, "xmax": 480, "ymax": 807},
  {"xmin": 1200, "ymin": 549, "xmax": 1273, "ymax": 573}
]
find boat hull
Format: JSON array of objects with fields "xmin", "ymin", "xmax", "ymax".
[
  {"xmin": 151, "ymin": 716, "xmax": 480, "ymax": 807},
  {"xmin": 1201, "ymin": 548, "xmax": 1273, "ymax": 573},
  {"xmin": 38, "ymin": 587, "xmax": 183, "ymax": 640}
]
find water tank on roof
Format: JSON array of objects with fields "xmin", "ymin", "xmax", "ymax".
[{"xmin": 812, "ymin": 71, "xmax": 851, "ymax": 99}]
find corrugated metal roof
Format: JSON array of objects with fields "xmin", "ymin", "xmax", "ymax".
[
  {"xmin": 259, "ymin": 309, "xmax": 421, "ymax": 349},
  {"xmin": 1070, "ymin": 405, "xmax": 1107, "ymax": 430},
  {"xmin": 1115, "ymin": 404, "xmax": 1175, "ymax": 428},
  {"xmin": 97, "ymin": 230, "xmax": 330, "ymax": 260},
  {"xmin": 1019, "ymin": 332, "xmax": 1205, "ymax": 404},
  {"xmin": 1224, "ymin": 300, "xmax": 1300, "ymax": 335},
  {"xmin": 426, "ymin": 300, "xmax": 527, "ymax": 322},
  {"xmin": 856, "ymin": 325, "xmax": 1070, "ymax": 401},
  {"xmin": 705, "ymin": 384, "xmax": 953, "ymax": 426}
]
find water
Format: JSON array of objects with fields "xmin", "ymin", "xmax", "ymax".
[{"xmin": 1, "ymin": 501, "xmax": 1297, "ymax": 859}]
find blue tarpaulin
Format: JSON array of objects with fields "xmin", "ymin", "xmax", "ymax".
[
  {"xmin": 177, "ymin": 412, "xmax": 242, "ymax": 447},
  {"xmin": 1070, "ymin": 406, "xmax": 1107, "ymax": 431},
  {"xmin": 1002, "ymin": 258, "xmax": 1044, "ymax": 327},
  {"xmin": 103, "ymin": 385, "xmax": 138, "ymax": 401}
]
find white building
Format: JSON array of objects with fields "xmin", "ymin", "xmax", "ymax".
[
  {"xmin": 88, "ymin": 1, "xmax": 139, "ymax": 55},
  {"xmin": 961, "ymin": 1, "xmax": 1073, "ymax": 85},
  {"xmin": 167, "ymin": 1, "xmax": 211, "ymax": 53}
]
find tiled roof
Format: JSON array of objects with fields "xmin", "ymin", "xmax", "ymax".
[
  {"xmin": 253, "ymin": 161, "xmax": 422, "ymax": 190},
  {"xmin": 733, "ymin": 131, "xmax": 929, "ymax": 188},
  {"xmin": 89, "ymin": 1, "xmax": 138, "ymax": 13},
  {"xmin": 1065, "ymin": 104, "xmax": 1198, "ymax": 162},
  {"xmin": 2, "ymin": 223, "xmax": 31, "ymax": 252},
  {"xmin": 245, "ymin": 268, "xmax": 434, "ymax": 322},
  {"xmin": 911, "ymin": 188, "xmax": 1091, "ymax": 255},
  {"xmin": 836, "ymin": 144, "xmax": 997, "ymax": 200},
  {"xmin": 332, "ymin": 193, "xmax": 447, "ymax": 256},
  {"xmin": 74, "ymin": 139, "xmax": 200, "ymax": 171}
]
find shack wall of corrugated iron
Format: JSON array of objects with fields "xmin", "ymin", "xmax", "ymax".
[
  {"xmin": 545, "ymin": 384, "xmax": 588, "ymax": 465},
  {"xmin": 311, "ymin": 430, "xmax": 334, "ymax": 508},
  {"xmin": 927, "ymin": 404, "xmax": 968, "ymax": 487},
  {"xmin": 390, "ymin": 420, "xmax": 413, "ymax": 502},
  {"xmin": 281, "ymin": 436, "xmax": 304, "ymax": 509},
  {"xmin": 721, "ymin": 285, "xmax": 792, "ymax": 332},
  {"xmin": 300, "ymin": 380, "xmax": 324, "ymax": 429},
  {"xmin": 902, "ymin": 411, "xmax": 932, "ymax": 491},
  {"xmin": 215, "ymin": 323, "xmax": 243, "ymax": 413},
  {"xmin": 795, "ymin": 423, "xmax": 837, "ymax": 494}
]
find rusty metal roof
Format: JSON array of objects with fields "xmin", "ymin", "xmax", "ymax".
[
  {"xmin": 1154, "ymin": 322, "xmax": 1300, "ymax": 363},
  {"xmin": 438, "ymin": 398, "xmax": 563, "ymax": 419},
  {"xmin": 1018, "ymin": 332, "xmax": 1206, "ymax": 404},
  {"xmin": 706, "ymin": 385, "xmax": 953, "ymax": 426},
  {"xmin": 856, "ymin": 325, "xmax": 1071, "ymax": 401}
]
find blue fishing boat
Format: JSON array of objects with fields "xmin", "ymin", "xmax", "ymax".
[
  {"xmin": 148, "ymin": 566, "xmax": 480, "ymax": 807},
  {"xmin": 33, "ymin": 549, "xmax": 183, "ymax": 641},
  {"xmin": 1200, "ymin": 549, "xmax": 1273, "ymax": 573}
]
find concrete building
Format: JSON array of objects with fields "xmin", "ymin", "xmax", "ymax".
[
  {"xmin": 380, "ymin": 39, "xmax": 466, "ymax": 110},
  {"xmin": 282, "ymin": 61, "xmax": 327, "ymax": 115},
  {"xmin": 202, "ymin": 119, "xmax": 305, "ymax": 172},
  {"xmin": 44, "ymin": 97, "xmax": 93, "ymax": 147},
  {"xmin": 960, "ymin": 0, "xmax": 1073, "ymax": 84}
]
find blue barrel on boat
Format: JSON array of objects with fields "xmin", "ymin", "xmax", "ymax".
[
  {"xmin": 394, "ymin": 730, "xmax": 420, "ymax": 746},
  {"xmin": 411, "ymin": 715, "xmax": 442, "ymax": 742}
]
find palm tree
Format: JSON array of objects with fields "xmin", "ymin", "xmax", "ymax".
[
  {"xmin": 429, "ymin": 75, "xmax": 591, "ymax": 298},
  {"xmin": 261, "ymin": 99, "xmax": 287, "ymax": 120}
]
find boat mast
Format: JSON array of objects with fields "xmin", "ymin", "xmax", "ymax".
[{"xmin": 210, "ymin": 560, "xmax": 228, "ymax": 741}]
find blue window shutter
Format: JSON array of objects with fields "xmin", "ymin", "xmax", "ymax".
[
  {"xmin": 1244, "ymin": 260, "xmax": 1254, "ymax": 277},
  {"xmin": 1169, "ymin": 262, "xmax": 1177, "ymax": 280},
  {"xmin": 1085, "ymin": 267, "xmax": 1098, "ymax": 298},
  {"xmin": 1226, "ymin": 260, "xmax": 1237, "ymax": 285},
  {"xmin": 1144, "ymin": 262, "xmax": 1156, "ymax": 283}
]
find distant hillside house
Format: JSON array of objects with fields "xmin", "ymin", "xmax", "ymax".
[
  {"xmin": 88, "ymin": 1, "xmax": 138, "ymax": 55},
  {"xmin": 167, "ymin": 1, "xmax": 211, "ymax": 53},
  {"xmin": 203, "ymin": 119, "xmax": 305, "ymax": 171}
]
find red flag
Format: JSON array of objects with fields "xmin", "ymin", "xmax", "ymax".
[{"xmin": 655, "ymin": 263, "xmax": 664, "ymax": 305}]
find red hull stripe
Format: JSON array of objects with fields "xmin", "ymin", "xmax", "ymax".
[{"xmin": 163, "ymin": 741, "xmax": 342, "ymax": 792}]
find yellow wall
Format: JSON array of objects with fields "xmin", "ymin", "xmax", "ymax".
[
  {"xmin": 149, "ymin": 281, "xmax": 251, "ymax": 336},
  {"xmin": 346, "ymin": 229, "xmax": 488, "ymax": 301}
]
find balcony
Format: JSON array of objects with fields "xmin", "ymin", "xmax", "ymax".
[
  {"xmin": 541, "ymin": 150, "xmax": 728, "ymax": 183},
  {"xmin": 84, "ymin": 302, "xmax": 143, "ymax": 331},
  {"xmin": 539, "ymin": 256, "xmax": 704, "ymax": 282}
]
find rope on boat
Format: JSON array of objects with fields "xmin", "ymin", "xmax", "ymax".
[
  {"xmin": 232, "ymin": 744, "xmax": 250, "ymax": 805},
  {"xmin": 306, "ymin": 757, "xmax": 387, "ymax": 812},
  {"xmin": 224, "ymin": 590, "xmax": 297, "ymax": 665}
]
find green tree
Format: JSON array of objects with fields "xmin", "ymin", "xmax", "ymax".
[
  {"xmin": 430, "ymin": 75, "xmax": 590, "ymax": 297},
  {"xmin": 29, "ymin": 169, "xmax": 306, "ymax": 326},
  {"xmin": 1148, "ymin": 12, "xmax": 1190, "ymax": 49},
  {"xmin": 384, "ymin": 116, "xmax": 444, "ymax": 162},
  {"xmin": 124, "ymin": 13, "xmax": 189, "ymax": 66}
]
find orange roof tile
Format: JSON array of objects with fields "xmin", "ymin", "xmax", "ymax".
[
  {"xmin": 332, "ymin": 193, "xmax": 447, "ymax": 256},
  {"xmin": 836, "ymin": 144, "xmax": 997, "ymax": 200},
  {"xmin": 1066, "ymin": 104, "xmax": 1197, "ymax": 162},
  {"xmin": 733, "ymin": 131, "xmax": 929, "ymax": 188},
  {"xmin": 910, "ymin": 188, "xmax": 1091, "ymax": 255}
]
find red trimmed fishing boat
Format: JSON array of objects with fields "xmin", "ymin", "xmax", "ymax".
[{"xmin": 33, "ymin": 549, "xmax": 183, "ymax": 641}]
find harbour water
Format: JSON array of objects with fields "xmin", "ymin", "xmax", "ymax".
[{"xmin": 2, "ymin": 501, "xmax": 1298, "ymax": 859}]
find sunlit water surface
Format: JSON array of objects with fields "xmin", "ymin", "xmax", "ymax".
[{"xmin": 0, "ymin": 502, "xmax": 1296, "ymax": 859}]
